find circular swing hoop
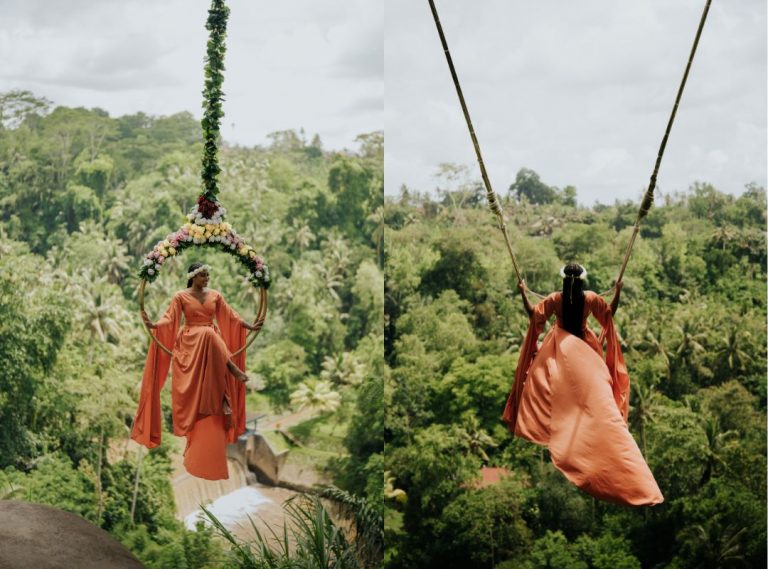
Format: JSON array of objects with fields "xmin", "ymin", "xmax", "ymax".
[{"xmin": 138, "ymin": 278, "xmax": 268, "ymax": 358}]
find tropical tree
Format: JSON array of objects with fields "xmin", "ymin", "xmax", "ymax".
[{"xmin": 290, "ymin": 380, "xmax": 342, "ymax": 413}]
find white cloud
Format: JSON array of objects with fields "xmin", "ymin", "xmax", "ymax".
[
  {"xmin": 385, "ymin": 0, "xmax": 766, "ymax": 203},
  {"xmin": 0, "ymin": 0, "xmax": 383, "ymax": 150}
]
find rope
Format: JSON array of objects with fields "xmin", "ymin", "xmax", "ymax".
[
  {"xmin": 613, "ymin": 0, "xmax": 712, "ymax": 286},
  {"xmin": 427, "ymin": 0, "xmax": 712, "ymax": 302},
  {"xmin": 427, "ymin": 0, "xmax": 546, "ymax": 301}
]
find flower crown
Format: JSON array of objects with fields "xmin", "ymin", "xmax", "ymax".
[
  {"xmin": 559, "ymin": 265, "xmax": 588, "ymax": 280},
  {"xmin": 187, "ymin": 264, "xmax": 211, "ymax": 279}
]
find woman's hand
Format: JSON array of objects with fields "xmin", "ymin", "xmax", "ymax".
[
  {"xmin": 243, "ymin": 318, "xmax": 265, "ymax": 332},
  {"xmin": 141, "ymin": 310, "xmax": 157, "ymax": 330},
  {"xmin": 519, "ymin": 280, "xmax": 534, "ymax": 317},
  {"xmin": 610, "ymin": 280, "xmax": 623, "ymax": 315}
]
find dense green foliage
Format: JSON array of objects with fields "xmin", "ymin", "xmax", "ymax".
[
  {"xmin": 0, "ymin": 90, "xmax": 383, "ymax": 566},
  {"xmin": 384, "ymin": 170, "xmax": 766, "ymax": 569}
]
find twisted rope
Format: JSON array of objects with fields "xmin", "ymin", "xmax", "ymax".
[
  {"xmin": 427, "ymin": 0, "xmax": 546, "ymax": 301},
  {"xmin": 613, "ymin": 0, "xmax": 712, "ymax": 286},
  {"xmin": 427, "ymin": 0, "xmax": 712, "ymax": 301}
]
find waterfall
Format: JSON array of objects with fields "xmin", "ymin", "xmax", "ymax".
[{"xmin": 173, "ymin": 457, "xmax": 249, "ymax": 519}]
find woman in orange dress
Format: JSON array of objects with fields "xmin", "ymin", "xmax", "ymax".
[
  {"xmin": 131, "ymin": 263, "xmax": 262, "ymax": 480},
  {"xmin": 502, "ymin": 263, "xmax": 663, "ymax": 506}
]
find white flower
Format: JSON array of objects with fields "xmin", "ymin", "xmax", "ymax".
[
  {"xmin": 255, "ymin": 271, "xmax": 262, "ymax": 278},
  {"xmin": 148, "ymin": 268, "xmax": 155, "ymax": 275},
  {"xmin": 143, "ymin": 259, "xmax": 153, "ymax": 266},
  {"xmin": 230, "ymin": 243, "xmax": 236, "ymax": 249},
  {"xmin": 154, "ymin": 263, "xmax": 161, "ymax": 270}
]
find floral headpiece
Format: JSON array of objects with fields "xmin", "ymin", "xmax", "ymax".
[
  {"xmin": 187, "ymin": 264, "xmax": 211, "ymax": 279},
  {"xmin": 559, "ymin": 265, "xmax": 588, "ymax": 280}
]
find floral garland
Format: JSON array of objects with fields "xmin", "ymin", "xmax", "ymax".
[
  {"xmin": 138, "ymin": 195, "xmax": 270, "ymax": 289},
  {"xmin": 138, "ymin": 1, "xmax": 269, "ymax": 290}
]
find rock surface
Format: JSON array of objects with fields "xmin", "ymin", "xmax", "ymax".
[{"xmin": 0, "ymin": 501, "xmax": 145, "ymax": 569}]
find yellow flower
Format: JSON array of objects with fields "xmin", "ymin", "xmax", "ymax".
[
  {"xmin": 238, "ymin": 246, "xmax": 248, "ymax": 256},
  {"xmin": 213, "ymin": 228, "xmax": 220, "ymax": 236},
  {"xmin": 205, "ymin": 224, "xmax": 214, "ymax": 232},
  {"xmin": 168, "ymin": 247, "xmax": 176, "ymax": 256}
]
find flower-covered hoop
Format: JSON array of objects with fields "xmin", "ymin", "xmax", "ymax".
[{"xmin": 138, "ymin": 196, "xmax": 270, "ymax": 357}]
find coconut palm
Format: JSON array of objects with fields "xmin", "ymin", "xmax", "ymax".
[
  {"xmin": 715, "ymin": 326, "xmax": 752, "ymax": 374},
  {"xmin": 290, "ymin": 380, "xmax": 341, "ymax": 413},
  {"xmin": 459, "ymin": 414, "xmax": 497, "ymax": 463},
  {"xmin": 679, "ymin": 523, "xmax": 747, "ymax": 568},
  {"xmin": 102, "ymin": 234, "xmax": 131, "ymax": 285},
  {"xmin": 640, "ymin": 325, "xmax": 672, "ymax": 378},
  {"xmin": 292, "ymin": 220, "xmax": 315, "ymax": 252},
  {"xmin": 69, "ymin": 269, "xmax": 131, "ymax": 345},
  {"xmin": 320, "ymin": 352, "xmax": 366, "ymax": 386},
  {"xmin": 699, "ymin": 415, "xmax": 738, "ymax": 487},
  {"xmin": 629, "ymin": 377, "xmax": 660, "ymax": 457},
  {"xmin": 671, "ymin": 318, "xmax": 712, "ymax": 380}
]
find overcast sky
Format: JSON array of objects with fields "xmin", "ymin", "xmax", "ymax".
[
  {"xmin": 386, "ymin": 0, "xmax": 767, "ymax": 204},
  {"xmin": 0, "ymin": 0, "xmax": 383, "ymax": 151}
]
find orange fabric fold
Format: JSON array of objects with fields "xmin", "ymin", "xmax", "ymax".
[
  {"xmin": 502, "ymin": 291, "xmax": 663, "ymax": 506},
  {"xmin": 131, "ymin": 289, "xmax": 247, "ymax": 480}
]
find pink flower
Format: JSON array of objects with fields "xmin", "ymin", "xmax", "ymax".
[{"xmin": 157, "ymin": 256, "xmax": 165, "ymax": 264}]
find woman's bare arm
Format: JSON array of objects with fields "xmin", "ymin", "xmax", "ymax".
[{"xmin": 519, "ymin": 281, "xmax": 534, "ymax": 317}]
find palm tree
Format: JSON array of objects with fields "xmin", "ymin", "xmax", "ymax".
[
  {"xmin": 102, "ymin": 235, "xmax": 131, "ymax": 285},
  {"xmin": 320, "ymin": 233, "xmax": 351, "ymax": 303},
  {"xmin": 641, "ymin": 325, "xmax": 672, "ymax": 378},
  {"xmin": 671, "ymin": 318, "xmax": 712, "ymax": 381},
  {"xmin": 459, "ymin": 415, "xmax": 497, "ymax": 463},
  {"xmin": 680, "ymin": 523, "xmax": 747, "ymax": 568},
  {"xmin": 629, "ymin": 377, "xmax": 660, "ymax": 457},
  {"xmin": 715, "ymin": 326, "xmax": 752, "ymax": 375},
  {"xmin": 699, "ymin": 415, "xmax": 738, "ymax": 487},
  {"xmin": 320, "ymin": 352, "xmax": 366, "ymax": 386},
  {"xmin": 291, "ymin": 220, "xmax": 315, "ymax": 251},
  {"xmin": 710, "ymin": 225, "xmax": 739, "ymax": 251},
  {"xmin": 69, "ymin": 269, "xmax": 131, "ymax": 345},
  {"xmin": 290, "ymin": 380, "xmax": 341, "ymax": 413}
]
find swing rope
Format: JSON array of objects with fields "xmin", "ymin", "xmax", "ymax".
[
  {"xmin": 614, "ymin": 0, "xmax": 712, "ymax": 285},
  {"xmin": 427, "ymin": 0, "xmax": 712, "ymax": 299},
  {"xmin": 426, "ymin": 0, "xmax": 547, "ymax": 300}
]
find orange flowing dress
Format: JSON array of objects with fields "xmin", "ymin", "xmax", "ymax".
[
  {"xmin": 131, "ymin": 289, "xmax": 247, "ymax": 480},
  {"xmin": 502, "ymin": 291, "xmax": 663, "ymax": 506}
]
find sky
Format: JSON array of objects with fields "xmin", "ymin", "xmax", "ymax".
[
  {"xmin": 385, "ymin": 0, "xmax": 767, "ymax": 204},
  {"xmin": 0, "ymin": 0, "xmax": 383, "ymax": 152}
]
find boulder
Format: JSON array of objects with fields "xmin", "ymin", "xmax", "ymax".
[{"xmin": 0, "ymin": 501, "xmax": 145, "ymax": 569}]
